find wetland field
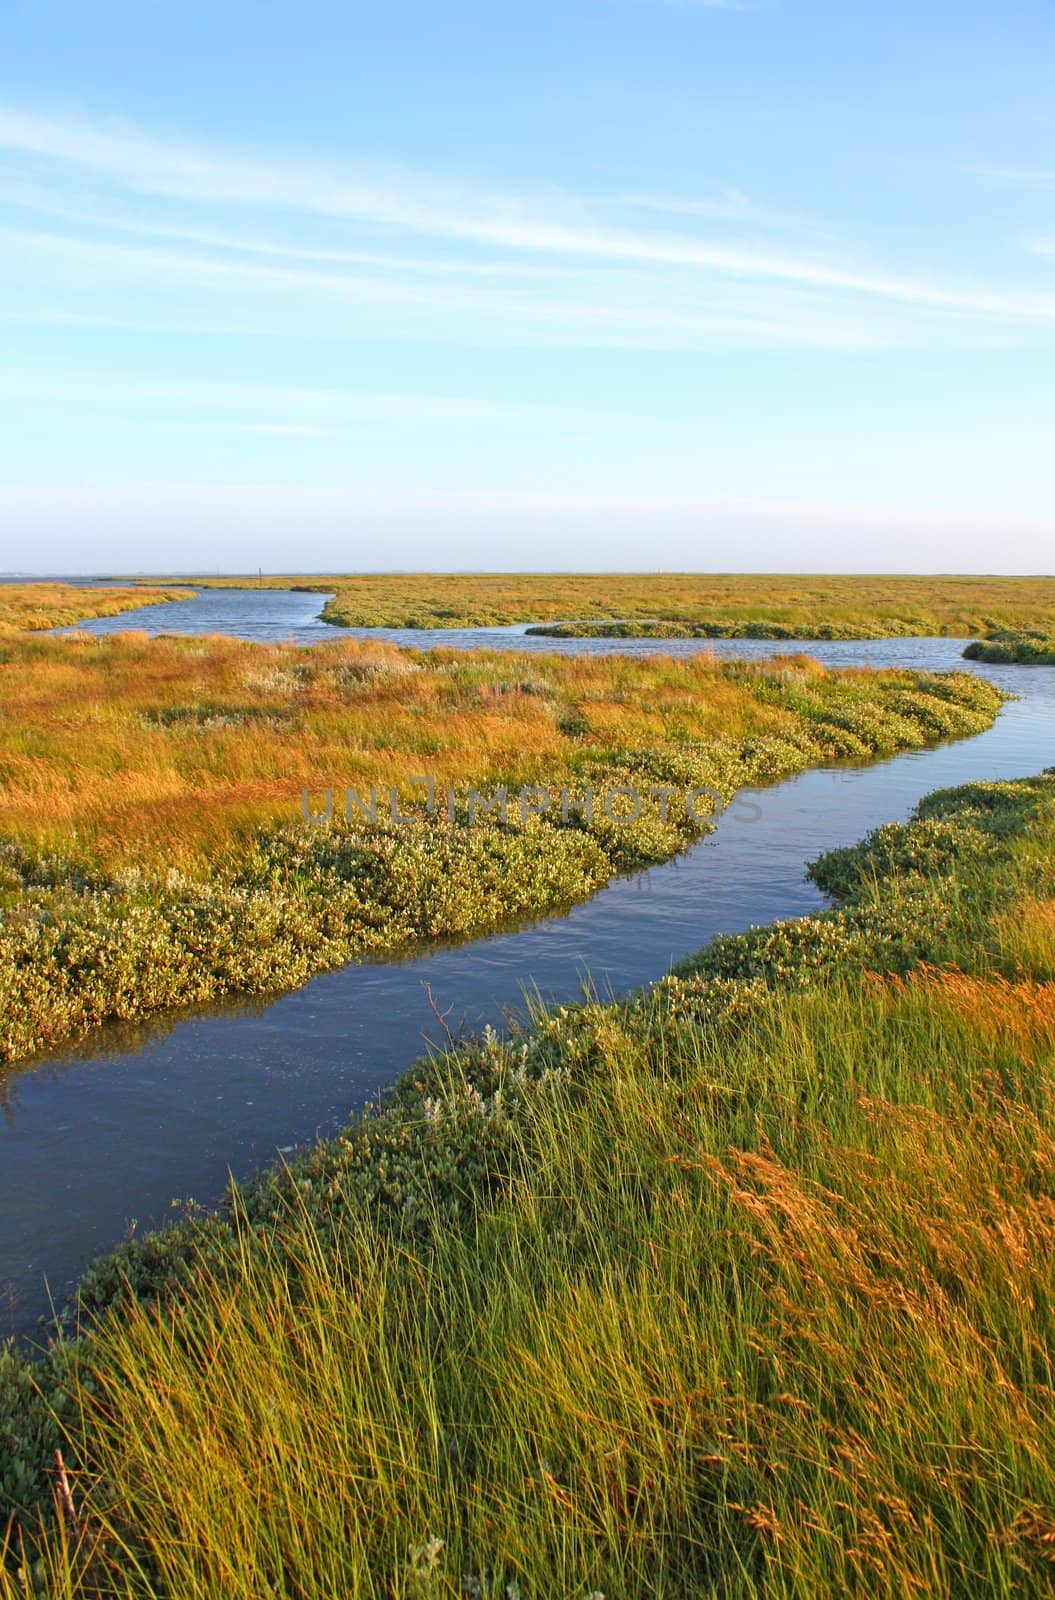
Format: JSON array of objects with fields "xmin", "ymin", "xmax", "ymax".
[
  {"xmin": 138, "ymin": 571, "xmax": 1055, "ymax": 639},
  {"xmin": 0, "ymin": 624, "xmax": 1001, "ymax": 1062},
  {"xmin": 1, "ymin": 576, "xmax": 1054, "ymax": 1599}
]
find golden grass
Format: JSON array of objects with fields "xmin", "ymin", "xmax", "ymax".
[
  {"xmin": 0, "ymin": 631, "xmax": 838, "ymax": 870},
  {"xmin": 0, "ymin": 583, "xmax": 195, "ymax": 634},
  {"xmin": 872, "ymin": 965, "xmax": 1055, "ymax": 1062},
  {"xmin": 995, "ymin": 898, "xmax": 1055, "ymax": 980}
]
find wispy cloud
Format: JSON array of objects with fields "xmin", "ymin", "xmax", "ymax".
[
  {"xmin": 976, "ymin": 164, "xmax": 1055, "ymax": 189},
  {"xmin": 2, "ymin": 102, "xmax": 1054, "ymax": 332},
  {"xmin": 0, "ymin": 365, "xmax": 688, "ymax": 432},
  {"xmin": 8, "ymin": 224, "xmax": 971, "ymax": 354},
  {"xmin": 0, "ymin": 179, "xmax": 582, "ymax": 281},
  {"xmin": 657, "ymin": 0, "xmax": 748, "ymax": 11},
  {"xmin": 616, "ymin": 188, "xmax": 753, "ymax": 219}
]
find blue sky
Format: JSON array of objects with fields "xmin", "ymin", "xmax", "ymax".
[{"xmin": 1, "ymin": 0, "xmax": 1054, "ymax": 572}]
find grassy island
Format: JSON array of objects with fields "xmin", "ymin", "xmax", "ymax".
[
  {"xmin": 0, "ymin": 631, "xmax": 1002, "ymax": 1063},
  {"xmin": 963, "ymin": 630, "xmax": 1055, "ymax": 666}
]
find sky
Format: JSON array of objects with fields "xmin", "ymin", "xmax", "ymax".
[{"xmin": 1, "ymin": 0, "xmax": 1054, "ymax": 574}]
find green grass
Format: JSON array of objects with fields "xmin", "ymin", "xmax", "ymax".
[
  {"xmin": 3, "ymin": 772, "xmax": 1055, "ymax": 1597},
  {"xmin": 963, "ymin": 630, "xmax": 1055, "ymax": 665}
]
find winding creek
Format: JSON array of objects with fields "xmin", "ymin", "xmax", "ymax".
[{"xmin": 1, "ymin": 588, "xmax": 1052, "ymax": 1340}]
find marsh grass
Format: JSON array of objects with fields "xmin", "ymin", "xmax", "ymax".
[
  {"xmin": 3, "ymin": 775, "xmax": 1055, "ymax": 1597},
  {"xmin": 155, "ymin": 571, "xmax": 1055, "ymax": 637},
  {"xmin": 0, "ymin": 585, "xmax": 194, "ymax": 634},
  {"xmin": 964, "ymin": 630, "xmax": 1055, "ymax": 666},
  {"xmin": 0, "ymin": 631, "xmax": 825, "ymax": 865},
  {"xmin": 0, "ymin": 633, "xmax": 1001, "ymax": 1062}
]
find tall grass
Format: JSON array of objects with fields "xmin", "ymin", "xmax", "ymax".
[{"xmin": 3, "ymin": 775, "xmax": 1054, "ymax": 1597}]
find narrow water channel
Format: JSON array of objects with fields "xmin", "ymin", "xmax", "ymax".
[{"xmin": 1, "ymin": 592, "xmax": 1051, "ymax": 1340}]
